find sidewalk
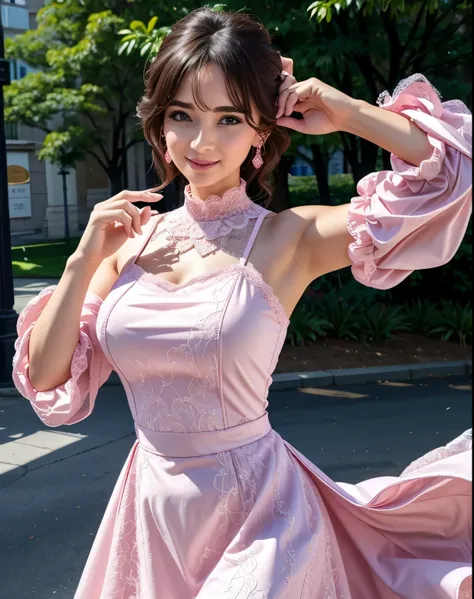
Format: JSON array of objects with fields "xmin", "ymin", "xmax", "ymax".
[{"xmin": 5, "ymin": 277, "xmax": 472, "ymax": 396}]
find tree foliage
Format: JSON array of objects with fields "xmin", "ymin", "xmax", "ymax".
[{"xmin": 4, "ymin": 1, "xmax": 160, "ymax": 190}]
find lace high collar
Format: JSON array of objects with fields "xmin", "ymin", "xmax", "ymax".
[
  {"xmin": 155, "ymin": 177, "xmax": 269, "ymax": 257},
  {"xmin": 183, "ymin": 178, "xmax": 254, "ymax": 221}
]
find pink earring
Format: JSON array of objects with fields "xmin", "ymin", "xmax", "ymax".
[{"xmin": 252, "ymin": 145, "xmax": 264, "ymax": 169}]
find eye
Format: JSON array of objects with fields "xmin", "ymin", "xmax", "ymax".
[
  {"xmin": 220, "ymin": 116, "xmax": 242, "ymax": 125},
  {"xmin": 169, "ymin": 111, "xmax": 191, "ymax": 122}
]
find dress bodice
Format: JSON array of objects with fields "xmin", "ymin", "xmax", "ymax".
[{"xmin": 95, "ymin": 208, "xmax": 289, "ymax": 433}]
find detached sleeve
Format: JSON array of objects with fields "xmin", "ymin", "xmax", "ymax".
[
  {"xmin": 12, "ymin": 286, "xmax": 113, "ymax": 427},
  {"xmin": 347, "ymin": 74, "xmax": 472, "ymax": 289}
]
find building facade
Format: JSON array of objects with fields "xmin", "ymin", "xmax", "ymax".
[{"xmin": 4, "ymin": 0, "xmax": 148, "ymax": 245}]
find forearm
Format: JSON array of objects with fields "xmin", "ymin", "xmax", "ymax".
[
  {"xmin": 28, "ymin": 256, "xmax": 98, "ymax": 392},
  {"xmin": 342, "ymin": 99, "xmax": 434, "ymax": 168}
]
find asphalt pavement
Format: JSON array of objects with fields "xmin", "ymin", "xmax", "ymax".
[{"xmin": 0, "ymin": 375, "xmax": 471, "ymax": 599}]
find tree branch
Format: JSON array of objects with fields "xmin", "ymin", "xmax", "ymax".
[
  {"xmin": 379, "ymin": 5, "xmax": 403, "ymax": 87},
  {"xmin": 86, "ymin": 149, "xmax": 109, "ymax": 173},
  {"xmin": 401, "ymin": 0, "xmax": 427, "ymax": 58},
  {"xmin": 422, "ymin": 51, "xmax": 473, "ymax": 74},
  {"xmin": 83, "ymin": 112, "xmax": 110, "ymax": 162},
  {"xmin": 409, "ymin": 9, "xmax": 438, "ymax": 73}
]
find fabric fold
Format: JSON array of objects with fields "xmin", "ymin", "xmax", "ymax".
[
  {"xmin": 347, "ymin": 73, "xmax": 472, "ymax": 289},
  {"xmin": 12, "ymin": 285, "xmax": 113, "ymax": 427}
]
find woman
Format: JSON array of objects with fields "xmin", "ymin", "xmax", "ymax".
[{"xmin": 12, "ymin": 7, "xmax": 472, "ymax": 599}]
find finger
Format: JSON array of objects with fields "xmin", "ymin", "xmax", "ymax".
[
  {"xmin": 276, "ymin": 86, "xmax": 294, "ymax": 119},
  {"xmin": 109, "ymin": 199, "xmax": 144, "ymax": 235},
  {"xmin": 277, "ymin": 87, "xmax": 300, "ymax": 119},
  {"xmin": 282, "ymin": 90, "xmax": 301, "ymax": 117},
  {"xmin": 94, "ymin": 208, "xmax": 134, "ymax": 238},
  {"xmin": 108, "ymin": 189, "xmax": 164, "ymax": 204},
  {"xmin": 275, "ymin": 116, "xmax": 310, "ymax": 134},
  {"xmin": 279, "ymin": 72, "xmax": 297, "ymax": 91},
  {"xmin": 138, "ymin": 205, "xmax": 158, "ymax": 225},
  {"xmin": 143, "ymin": 190, "xmax": 164, "ymax": 202},
  {"xmin": 280, "ymin": 56, "xmax": 293, "ymax": 76}
]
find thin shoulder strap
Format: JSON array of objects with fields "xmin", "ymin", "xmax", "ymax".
[
  {"xmin": 239, "ymin": 210, "xmax": 269, "ymax": 266},
  {"xmin": 130, "ymin": 214, "xmax": 163, "ymax": 265}
]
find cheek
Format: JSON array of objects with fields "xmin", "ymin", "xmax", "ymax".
[
  {"xmin": 221, "ymin": 128, "xmax": 255, "ymax": 155},
  {"xmin": 166, "ymin": 130, "xmax": 182, "ymax": 147}
]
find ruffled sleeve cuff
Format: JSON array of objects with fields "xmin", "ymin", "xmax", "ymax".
[
  {"xmin": 347, "ymin": 74, "xmax": 472, "ymax": 289},
  {"xmin": 12, "ymin": 286, "xmax": 113, "ymax": 427}
]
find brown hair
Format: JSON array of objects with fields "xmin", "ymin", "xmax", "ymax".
[{"xmin": 137, "ymin": 7, "xmax": 291, "ymax": 203}]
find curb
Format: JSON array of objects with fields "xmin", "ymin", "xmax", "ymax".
[{"xmin": 1, "ymin": 360, "xmax": 471, "ymax": 400}]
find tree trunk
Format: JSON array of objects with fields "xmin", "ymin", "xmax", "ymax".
[
  {"xmin": 109, "ymin": 166, "xmax": 124, "ymax": 196},
  {"xmin": 349, "ymin": 138, "xmax": 380, "ymax": 186},
  {"xmin": 310, "ymin": 143, "xmax": 331, "ymax": 205}
]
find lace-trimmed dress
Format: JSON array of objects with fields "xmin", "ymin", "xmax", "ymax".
[{"xmin": 12, "ymin": 75, "xmax": 472, "ymax": 599}]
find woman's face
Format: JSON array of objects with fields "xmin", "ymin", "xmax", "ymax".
[{"xmin": 163, "ymin": 63, "xmax": 262, "ymax": 200}]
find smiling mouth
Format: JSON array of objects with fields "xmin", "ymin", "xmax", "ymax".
[{"xmin": 187, "ymin": 158, "xmax": 220, "ymax": 166}]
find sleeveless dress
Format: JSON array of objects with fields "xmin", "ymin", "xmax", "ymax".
[{"xmin": 12, "ymin": 75, "xmax": 472, "ymax": 598}]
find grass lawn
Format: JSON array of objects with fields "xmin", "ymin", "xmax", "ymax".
[{"xmin": 11, "ymin": 237, "xmax": 81, "ymax": 279}]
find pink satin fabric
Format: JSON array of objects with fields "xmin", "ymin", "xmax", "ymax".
[
  {"xmin": 11, "ymin": 75, "xmax": 472, "ymax": 598},
  {"xmin": 347, "ymin": 76, "xmax": 472, "ymax": 289}
]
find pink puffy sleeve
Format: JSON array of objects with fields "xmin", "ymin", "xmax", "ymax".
[
  {"xmin": 12, "ymin": 286, "xmax": 113, "ymax": 427},
  {"xmin": 347, "ymin": 74, "xmax": 472, "ymax": 289}
]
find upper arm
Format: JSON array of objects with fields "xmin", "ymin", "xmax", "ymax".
[
  {"xmin": 288, "ymin": 204, "xmax": 354, "ymax": 282},
  {"xmin": 87, "ymin": 254, "xmax": 120, "ymax": 301}
]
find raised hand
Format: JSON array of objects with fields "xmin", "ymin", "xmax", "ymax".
[{"xmin": 275, "ymin": 75, "xmax": 356, "ymax": 135}]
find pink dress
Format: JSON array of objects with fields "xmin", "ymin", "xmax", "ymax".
[{"xmin": 12, "ymin": 75, "xmax": 472, "ymax": 598}]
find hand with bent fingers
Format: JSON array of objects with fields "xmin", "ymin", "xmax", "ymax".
[
  {"xmin": 276, "ymin": 56, "xmax": 356, "ymax": 135},
  {"xmin": 72, "ymin": 189, "xmax": 164, "ymax": 269}
]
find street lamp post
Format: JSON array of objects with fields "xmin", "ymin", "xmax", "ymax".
[
  {"xmin": 58, "ymin": 167, "xmax": 70, "ymax": 240},
  {"xmin": 0, "ymin": 7, "xmax": 19, "ymax": 388}
]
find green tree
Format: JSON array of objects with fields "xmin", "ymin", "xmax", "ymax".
[
  {"xmin": 305, "ymin": 0, "xmax": 472, "ymax": 175},
  {"xmin": 4, "ymin": 0, "xmax": 168, "ymax": 194}
]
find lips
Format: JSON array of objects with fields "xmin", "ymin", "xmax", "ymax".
[{"xmin": 187, "ymin": 158, "xmax": 219, "ymax": 165}]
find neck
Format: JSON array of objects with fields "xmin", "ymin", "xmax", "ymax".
[{"xmin": 188, "ymin": 171, "xmax": 242, "ymax": 202}]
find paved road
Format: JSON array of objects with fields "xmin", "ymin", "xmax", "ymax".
[
  {"xmin": 0, "ymin": 375, "xmax": 471, "ymax": 599},
  {"xmin": 12, "ymin": 278, "xmax": 60, "ymax": 315}
]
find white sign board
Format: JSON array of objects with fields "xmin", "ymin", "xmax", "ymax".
[{"xmin": 7, "ymin": 152, "xmax": 32, "ymax": 218}]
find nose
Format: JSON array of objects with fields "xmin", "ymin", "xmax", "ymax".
[{"xmin": 189, "ymin": 127, "xmax": 215, "ymax": 154}]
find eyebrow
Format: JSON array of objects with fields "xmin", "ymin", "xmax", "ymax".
[{"xmin": 169, "ymin": 100, "xmax": 245, "ymax": 114}]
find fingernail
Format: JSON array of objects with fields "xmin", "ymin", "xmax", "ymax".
[{"xmin": 150, "ymin": 210, "xmax": 159, "ymax": 215}]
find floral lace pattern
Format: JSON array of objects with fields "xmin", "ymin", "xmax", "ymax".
[
  {"xmin": 401, "ymin": 429, "xmax": 472, "ymax": 476},
  {"xmin": 153, "ymin": 204, "xmax": 267, "ymax": 258},
  {"xmin": 120, "ymin": 275, "xmax": 240, "ymax": 432},
  {"xmin": 100, "ymin": 444, "xmax": 142, "ymax": 599},
  {"xmin": 184, "ymin": 178, "xmax": 254, "ymax": 221},
  {"xmin": 11, "ymin": 285, "xmax": 108, "ymax": 427},
  {"xmin": 377, "ymin": 73, "xmax": 443, "ymax": 107}
]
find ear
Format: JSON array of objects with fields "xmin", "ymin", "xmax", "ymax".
[{"xmin": 251, "ymin": 132, "xmax": 268, "ymax": 148}]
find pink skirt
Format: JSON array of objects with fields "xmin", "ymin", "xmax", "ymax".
[{"xmin": 74, "ymin": 416, "xmax": 472, "ymax": 599}]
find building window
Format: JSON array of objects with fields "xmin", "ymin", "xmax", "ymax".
[
  {"xmin": 18, "ymin": 65, "xmax": 27, "ymax": 78},
  {"xmin": 5, "ymin": 123, "xmax": 19, "ymax": 140},
  {"xmin": 9, "ymin": 1, "xmax": 27, "ymax": 5}
]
